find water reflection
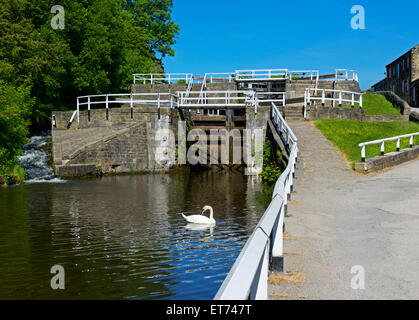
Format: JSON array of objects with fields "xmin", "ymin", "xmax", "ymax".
[{"xmin": 0, "ymin": 170, "xmax": 267, "ymax": 299}]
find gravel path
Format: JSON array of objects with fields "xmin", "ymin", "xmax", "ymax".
[{"xmin": 269, "ymin": 120, "xmax": 419, "ymax": 300}]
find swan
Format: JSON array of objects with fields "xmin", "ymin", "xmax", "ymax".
[{"xmin": 181, "ymin": 205, "xmax": 216, "ymax": 225}]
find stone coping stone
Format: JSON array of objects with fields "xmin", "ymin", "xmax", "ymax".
[{"xmin": 355, "ymin": 145, "xmax": 419, "ymax": 174}]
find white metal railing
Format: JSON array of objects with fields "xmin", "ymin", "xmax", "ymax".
[
  {"xmin": 178, "ymin": 90, "xmax": 257, "ymax": 109},
  {"xmin": 303, "ymin": 88, "xmax": 363, "ymax": 119},
  {"xmin": 335, "ymin": 69, "xmax": 359, "ymax": 82},
  {"xmin": 75, "ymin": 93, "xmax": 177, "ymax": 127},
  {"xmin": 215, "ymin": 102, "xmax": 298, "ymax": 300},
  {"xmin": 256, "ymin": 92, "xmax": 286, "ymax": 107},
  {"xmin": 235, "ymin": 69, "xmax": 289, "ymax": 81},
  {"xmin": 288, "ymin": 70, "xmax": 319, "ymax": 81},
  {"xmin": 359, "ymin": 132, "xmax": 419, "ymax": 162},
  {"xmin": 201, "ymin": 72, "xmax": 235, "ymax": 83},
  {"xmin": 133, "ymin": 73, "xmax": 193, "ymax": 84}
]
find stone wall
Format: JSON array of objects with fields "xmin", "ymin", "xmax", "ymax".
[
  {"xmin": 306, "ymin": 106, "xmax": 365, "ymax": 120},
  {"xmin": 372, "ymin": 91, "xmax": 411, "ymax": 116},
  {"xmin": 52, "ymin": 107, "xmax": 176, "ymax": 176},
  {"xmin": 355, "ymin": 146, "xmax": 419, "ymax": 174}
]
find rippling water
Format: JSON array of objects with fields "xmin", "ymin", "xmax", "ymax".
[{"xmin": 0, "ymin": 171, "xmax": 268, "ymax": 299}]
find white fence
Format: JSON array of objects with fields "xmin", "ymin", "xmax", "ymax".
[
  {"xmin": 335, "ymin": 69, "xmax": 359, "ymax": 82},
  {"xmin": 133, "ymin": 73, "xmax": 193, "ymax": 84},
  {"xmin": 359, "ymin": 132, "xmax": 419, "ymax": 162},
  {"xmin": 214, "ymin": 102, "xmax": 298, "ymax": 300},
  {"xmin": 256, "ymin": 92, "xmax": 286, "ymax": 106},
  {"xmin": 73, "ymin": 93, "xmax": 177, "ymax": 128},
  {"xmin": 304, "ymin": 88, "xmax": 363, "ymax": 119},
  {"xmin": 177, "ymin": 90, "xmax": 257, "ymax": 108},
  {"xmin": 235, "ymin": 69, "xmax": 289, "ymax": 81}
]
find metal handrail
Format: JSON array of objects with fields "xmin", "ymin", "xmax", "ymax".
[
  {"xmin": 335, "ymin": 69, "xmax": 359, "ymax": 82},
  {"xmin": 133, "ymin": 73, "xmax": 193, "ymax": 84},
  {"xmin": 177, "ymin": 90, "xmax": 256, "ymax": 108},
  {"xmin": 358, "ymin": 132, "xmax": 419, "ymax": 162},
  {"xmin": 75, "ymin": 93, "xmax": 178, "ymax": 128},
  {"xmin": 215, "ymin": 102, "xmax": 298, "ymax": 300},
  {"xmin": 304, "ymin": 88, "xmax": 363, "ymax": 119},
  {"xmin": 256, "ymin": 92, "xmax": 286, "ymax": 107}
]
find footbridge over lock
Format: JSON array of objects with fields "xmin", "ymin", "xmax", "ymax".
[{"xmin": 51, "ymin": 68, "xmax": 362, "ymax": 177}]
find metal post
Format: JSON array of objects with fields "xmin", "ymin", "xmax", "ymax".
[
  {"xmin": 381, "ymin": 141, "xmax": 385, "ymax": 156},
  {"xmin": 158, "ymin": 93, "xmax": 161, "ymax": 120},
  {"xmin": 106, "ymin": 94, "xmax": 109, "ymax": 120},
  {"xmin": 351, "ymin": 93, "xmax": 355, "ymax": 108},
  {"xmin": 397, "ymin": 138, "xmax": 400, "ymax": 152},
  {"xmin": 304, "ymin": 90, "xmax": 307, "ymax": 119},
  {"xmin": 77, "ymin": 98, "xmax": 80, "ymax": 128},
  {"xmin": 359, "ymin": 94, "xmax": 363, "ymax": 109},
  {"xmin": 361, "ymin": 145, "xmax": 366, "ymax": 162},
  {"xmin": 271, "ymin": 199, "xmax": 284, "ymax": 272},
  {"xmin": 410, "ymin": 135, "xmax": 414, "ymax": 148},
  {"xmin": 87, "ymin": 96, "xmax": 91, "ymax": 122},
  {"xmin": 130, "ymin": 93, "xmax": 133, "ymax": 119},
  {"xmin": 339, "ymin": 91, "xmax": 342, "ymax": 107},
  {"xmin": 322, "ymin": 89, "xmax": 325, "ymax": 106}
]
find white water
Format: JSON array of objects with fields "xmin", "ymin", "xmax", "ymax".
[{"xmin": 18, "ymin": 134, "xmax": 65, "ymax": 183}]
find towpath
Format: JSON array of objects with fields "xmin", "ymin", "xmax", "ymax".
[{"xmin": 268, "ymin": 120, "xmax": 419, "ymax": 300}]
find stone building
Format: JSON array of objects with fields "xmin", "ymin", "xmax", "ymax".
[{"xmin": 386, "ymin": 44, "xmax": 419, "ymax": 107}]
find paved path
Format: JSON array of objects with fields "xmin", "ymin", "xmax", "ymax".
[{"xmin": 269, "ymin": 120, "xmax": 419, "ymax": 300}]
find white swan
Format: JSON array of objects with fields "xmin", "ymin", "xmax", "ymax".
[{"xmin": 181, "ymin": 205, "xmax": 216, "ymax": 225}]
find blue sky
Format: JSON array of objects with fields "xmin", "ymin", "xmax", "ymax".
[{"xmin": 163, "ymin": 0, "xmax": 419, "ymax": 90}]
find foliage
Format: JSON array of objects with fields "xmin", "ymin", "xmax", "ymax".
[
  {"xmin": 0, "ymin": 80, "xmax": 33, "ymax": 178},
  {"xmin": 0, "ymin": 0, "xmax": 179, "ymax": 118},
  {"xmin": 261, "ymin": 139, "xmax": 282, "ymax": 184},
  {"xmin": 314, "ymin": 119, "xmax": 419, "ymax": 166}
]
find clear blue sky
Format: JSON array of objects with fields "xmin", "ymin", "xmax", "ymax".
[{"xmin": 163, "ymin": 0, "xmax": 419, "ymax": 90}]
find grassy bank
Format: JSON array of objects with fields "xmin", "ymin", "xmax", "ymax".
[
  {"xmin": 314, "ymin": 120, "xmax": 419, "ymax": 166},
  {"xmin": 342, "ymin": 93, "xmax": 401, "ymax": 115}
]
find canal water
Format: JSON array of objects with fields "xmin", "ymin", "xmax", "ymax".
[{"xmin": 0, "ymin": 136, "xmax": 270, "ymax": 299}]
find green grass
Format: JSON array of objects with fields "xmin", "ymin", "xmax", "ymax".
[
  {"xmin": 314, "ymin": 120, "xmax": 419, "ymax": 166},
  {"xmin": 342, "ymin": 93, "xmax": 401, "ymax": 115}
]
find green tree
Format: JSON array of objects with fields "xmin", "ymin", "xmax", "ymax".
[{"xmin": 0, "ymin": 80, "xmax": 33, "ymax": 175}]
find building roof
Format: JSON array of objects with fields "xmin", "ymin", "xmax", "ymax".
[
  {"xmin": 386, "ymin": 44, "xmax": 419, "ymax": 68},
  {"xmin": 371, "ymin": 77, "xmax": 387, "ymax": 89}
]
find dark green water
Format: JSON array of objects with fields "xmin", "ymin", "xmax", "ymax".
[{"xmin": 0, "ymin": 170, "xmax": 267, "ymax": 299}]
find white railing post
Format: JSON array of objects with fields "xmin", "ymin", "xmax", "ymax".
[
  {"xmin": 87, "ymin": 96, "xmax": 91, "ymax": 122},
  {"xmin": 410, "ymin": 135, "xmax": 414, "ymax": 148},
  {"xmin": 359, "ymin": 94, "xmax": 363, "ymax": 109},
  {"xmin": 77, "ymin": 98, "xmax": 80, "ymax": 128},
  {"xmin": 106, "ymin": 94, "xmax": 109, "ymax": 120},
  {"xmin": 381, "ymin": 141, "xmax": 385, "ymax": 156},
  {"xmin": 351, "ymin": 93, "xmax": 355, "ymax": 108},
  {"xmin": 397, "ymin": 138, "xmax": 400, "ymax": 152},
  {"xmin": 361, "ymin": 145, "xmax": 366, "ymax": 162},
  {"xmin": 304, "ymin": 90, "xmax": 307, "ymax": 119},
  {"xmin": 130, "ymin": 93, "xmax": 133, "ymax": 119},
  {"xmin": 249, "ymin": 240, "xmax": 269, "ymax": 300},
  {"xmin": 322, "ymin": 89, "xmax": 325, "ymax": 106}
]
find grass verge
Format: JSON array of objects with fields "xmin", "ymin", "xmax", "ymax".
[
  {"xmin": 314, "ymin": 120, "xmax": 419, "ymax": 167},
  {"xmin": 342, "ymin": 93, "xmax": 401, "ymax": 115}
]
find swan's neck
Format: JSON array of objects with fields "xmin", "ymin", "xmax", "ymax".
[{"xmin": 208, "ymin": 207, "xmax": 214, "ymax": 220}]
